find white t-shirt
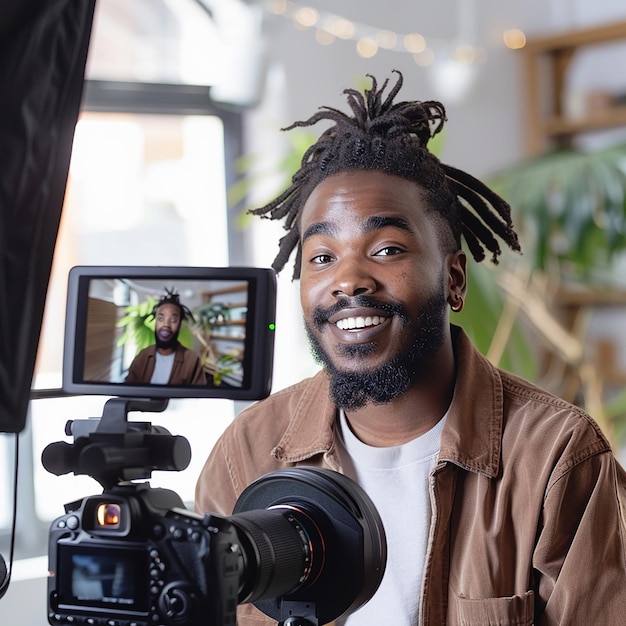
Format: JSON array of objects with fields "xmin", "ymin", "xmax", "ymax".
[
  {"xmin": 150, "ymin": 351, "xmax": 175, "ymax": 384},
  {"xmin": 334, "ymin": 409, "xmax": 446, "ymax": 626}
]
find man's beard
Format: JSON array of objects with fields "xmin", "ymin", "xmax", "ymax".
[
  {"xmin": 155, "ymin": 329, "xmax": 179, "ymax": 351},
  {"xmin": 305, "ymin": 292, "xmax": 447, "ymax": 410}
]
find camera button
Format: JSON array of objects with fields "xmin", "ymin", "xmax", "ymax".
[
  {"xmin": 151, "ymin": 523, "xmax": 165, "ymax": 539},
  {"xmin": 171, "ymin": 527, "xmax": 184, "ymax": 540},
  {"xmin": 66, "ymin": 515, "xmax": 80, "ymax": 530},
  {"xmin": 158, "ymin": 583, "xmax": 193, "ymax": 619}
]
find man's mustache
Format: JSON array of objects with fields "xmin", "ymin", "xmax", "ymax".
[{"xmin": 311, "ymin": 295, "xmax": 409, "ymax": 331}]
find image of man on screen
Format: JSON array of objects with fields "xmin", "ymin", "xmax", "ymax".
[{"xmin": 125, "ymin": 290, "xmax": 206, "ymax": 386}]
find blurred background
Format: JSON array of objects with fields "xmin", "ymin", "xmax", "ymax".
[{"xmin": 2, "ymin": 0, "xmax": 626, "ymax": 622}]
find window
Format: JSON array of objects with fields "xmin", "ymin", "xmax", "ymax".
[{"xmin": 32, "ymin": 105, "xmax": 237, "ymax": 515}]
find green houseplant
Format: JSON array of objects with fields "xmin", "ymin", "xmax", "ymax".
[
  {"xmin": 116, "ymin": 297, "xmax": 158, "ymax": 354},
  {"xmin": 486, "ymin": 143, "xmax": 626, "ymax": 443},
  {"xmin": 489, "ymin": 144, "xmax": 626, "ymax": 280},
  {"xmin": 191, "ymin": 301, "xmax": 239, "ymax": 386}
]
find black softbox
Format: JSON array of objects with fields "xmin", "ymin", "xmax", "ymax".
[{"xmin": 0, "ymin": 0, "xmax": 96, "ymax": 433}]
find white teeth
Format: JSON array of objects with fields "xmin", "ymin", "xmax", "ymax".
[{"xmin": 336, "ymin": 315, "xmax": 385, "ymax": 330}]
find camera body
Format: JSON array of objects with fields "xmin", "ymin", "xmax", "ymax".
[{"xmin": 48, "ymin": 483, "xmax": 243, "ymax": 626}]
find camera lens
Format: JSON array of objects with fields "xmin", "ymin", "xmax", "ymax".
[
  {"xmin": 233, "ymin": 467, "xmax": 386, "ymax": 624},
  {"xmin": 228, "ymin": 505, "xmax": 324, "ymax": 604}
]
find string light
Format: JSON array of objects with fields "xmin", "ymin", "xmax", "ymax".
[
  {"xmin": 294, "ymin": 6, "xmax": 319, "ymax": 28},
  {"xmin": 404, "ymin": 33, "xmax": 427, "ymax": 54},
  {"xmin": 262, "ymin": 0, "xmax": 507, "ymax": 64},
  {"xmin": 315, "ymin": 29, "xmax": 335, "ymax": 46},
  {"xmin": 503, "ymin": 29, "xmax": 526, "ymax": 50},
  {"xmin": 356, "ymin": 37, "xmax": 379, "ymax": 59}
]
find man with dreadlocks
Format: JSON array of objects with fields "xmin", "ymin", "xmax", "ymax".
[
  {"xmin": 195, "ymin": 72, "xmax": 626, "ymax": 625},
  {"xmin": 125, "ymin": 289, "xmax": 206, "ymax": 386}
]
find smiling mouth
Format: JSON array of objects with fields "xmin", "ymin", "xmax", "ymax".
[{"xmin": 335, "ymin": 315, "xmax": 388, "ymax": 331}]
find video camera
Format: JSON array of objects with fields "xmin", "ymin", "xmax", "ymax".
[{"xmin": 42, "ymin": 266, "xmax": 387, "ymax": 626}]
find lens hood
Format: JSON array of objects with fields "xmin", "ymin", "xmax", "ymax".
[{"xmin": 233, "ymin": 466, "xmax": 386, "ymax": 625}]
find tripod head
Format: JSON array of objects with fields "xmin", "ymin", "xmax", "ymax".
[{"xmin": 41, "ymin": 397, "xmax": 191, "ymax": 489}]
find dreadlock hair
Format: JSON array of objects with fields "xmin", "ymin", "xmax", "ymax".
[
  {"xmin": 250, "ymin": 70, "xmax": 521, "ymax": 280},
  {"xmin": 151, "ymin": 288, "xmax": 195, "ymax": 323}
]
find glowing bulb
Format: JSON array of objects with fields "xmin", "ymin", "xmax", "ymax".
[
  {"xmin": 503, "ymin": 29, "xmax": 526, "ymax": 50},
  {"xmin": 327, "ymin": 17, "xmax": 355, "ymax": 39},
  {"xmin": 356, "ymin": 37, "xmax": 379, "ymax": 58},
  {"xmin": 316, "ymin": 29, "xmax": 335, "ymax": 45},
  {"xmin": 404, "ymin": 33, "xmax": 426, "ymax": 54},
  {"xmin": 452, "ymin": 44, "xmax": 477, "ymax": 64},
  {"xmin": 266, "ymin": 0, "xmax": 288, "ymax": 15},
  {"xmin": 294, "ymin": 7, "xmax": 319, "ymax": 28}
]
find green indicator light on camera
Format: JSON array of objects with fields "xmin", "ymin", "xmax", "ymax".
[{"xmin": 268, "ymin": 323, "xmax": 276, "ymax": 331}]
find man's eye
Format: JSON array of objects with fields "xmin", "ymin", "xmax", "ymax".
[
  {"xmin": 311, "ymin": 254, "xmax": 333, "ymax": 264},
  {"xmin": 374, "ymin": 246, "xmax": 403, "ymax": 256}
]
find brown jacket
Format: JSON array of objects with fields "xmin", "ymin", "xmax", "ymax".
[
  {"xmin": 195, "ymin": 326, "xmax": 626, "ymax": 625},
  {"xmin": 125, "ymin": 342, "xmax": 206, "ymax": 386}
]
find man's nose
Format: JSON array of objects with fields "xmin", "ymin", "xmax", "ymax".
[{"xmin": 331, "ymin": 258, "xmax": 377, "ymax": 298}]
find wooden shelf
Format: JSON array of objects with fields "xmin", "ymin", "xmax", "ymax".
[
  {"xmin": 544, "ymin": 106, "xmax": 626, "ymax": 138},
  {"xmin": 522, "ymin": 20, "xmax": 626, "ymax": 154},
  {"xmin": 524, "ymin": 19, "xmax": 626, "ymax": 51},
  {"xmin": 200, "ymin": 283, "xmax": 247, "ymax": 298},
  {"xmin": 212, "ymin": 319, "xmax": 246, "ymax": 326},
  {"xmin": 556, "ymin": 286, "xmax": 626, "ymax": 308}
]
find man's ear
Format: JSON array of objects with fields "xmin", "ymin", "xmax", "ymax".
[{"xmin": 447, "ymin": 250, "xmax": 467, "ymax": 303}]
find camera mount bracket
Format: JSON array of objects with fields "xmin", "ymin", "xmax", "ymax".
[
  {"xmin": 278, "ymin": 602, "xmax": 318, "ymax": 625},
  {"xmin": 41, "ymin": 396, "xmax": 192, "ymax": 489}
]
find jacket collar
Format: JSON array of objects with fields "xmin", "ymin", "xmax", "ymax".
[
  {"xmin": 438, "ymin": 325, "xmax": 503, "ymax": 478},
  {"xmin": 273, "ymin": 325, "xmax": 503, "ymax": 478},
  {"xmin": 144, "ymin": 342, "xmax": 186, "ymax": 363},
  {"xmin": 271, "ymin": 370, "xmax": 336, "ymax": 463}
]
